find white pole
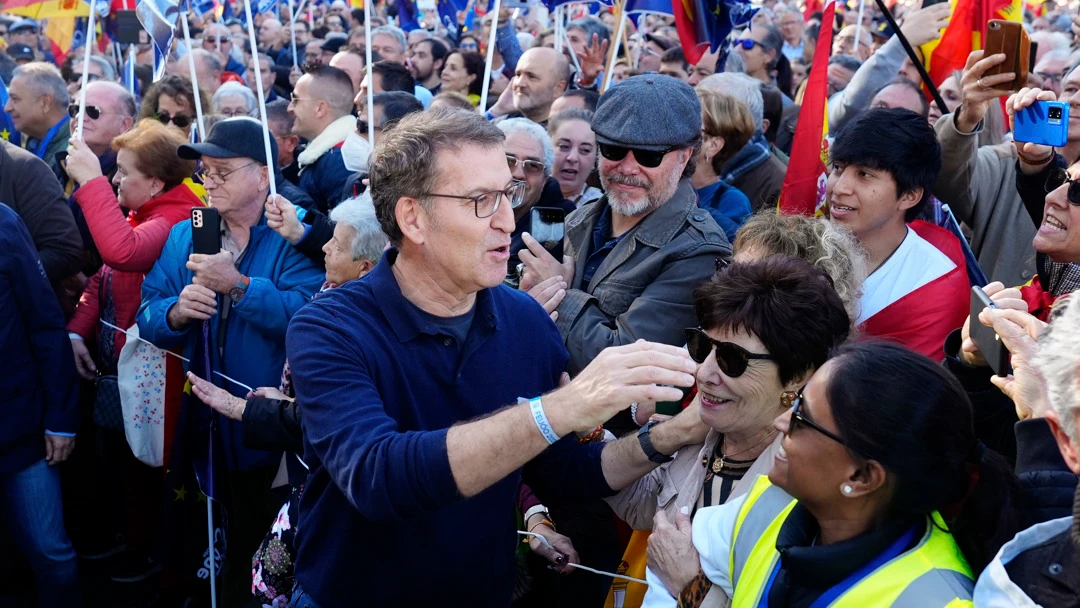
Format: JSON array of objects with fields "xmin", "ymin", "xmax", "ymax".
[
  {"xmin": 602, "ymin": 3, "xmax": 625, "ymax": 92},
  {"xmin": 855, "ymin": 0, "xmax": 866, "ymax": 52},
  {"xmin": 180, "ymin": 11, "xmax": 207, "ymax": 141},
  {"xmin": 243, "ymin": 0, "xmax": 279, "ymax": 197},
  {"xmin": 75, "ymin": 0, "xmax": 98, "ymax": 139},
  {"xmin": 479, "ymin": 0, "xmax": 502, "ymax": 110},
  {"xmin": 554, "ymin": 3, "xmax": 562, "ymax": 53},
  {"xmin": 562, "ymin": 27, "xmax": 581, "ymax": 73},
  {"xmin": 364, "ymin": 0, "xmax": 374, "ymax": 145},
  {"xmin": 287, "ymin": 0, "xmax": 298, "ymax": 68}
]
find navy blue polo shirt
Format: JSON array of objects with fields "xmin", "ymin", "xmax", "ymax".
[{"xmin": 286, "ymin": 249, "xmax": 611, "ymax": 607}]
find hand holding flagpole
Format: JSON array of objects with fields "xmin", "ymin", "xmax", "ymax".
[
  {"xmin": 243, "ymin": 0, "xmax": 279, "ymax": 197},
  {"xmin": 601, "ymin": 0, "xmax": 626, "ymax": 92}
]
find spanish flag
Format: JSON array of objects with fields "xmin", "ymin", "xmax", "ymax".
[
  {"xmin": 921, "ymin": 0, "xmax": 1023, "ymax": 91},
  {"xmin": 778, "ymin": 0, "xmax": 835, "ymax": 216}
]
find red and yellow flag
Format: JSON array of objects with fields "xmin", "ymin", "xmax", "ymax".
[
  {"xmin": 778, "ymin": 0, "xmax": 836, "ymax": 216},
  {"xmin": 921, "ymin": 0, "xmax": 1023, "ymax": 90}
]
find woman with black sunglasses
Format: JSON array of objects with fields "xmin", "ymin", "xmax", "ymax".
[
  {"xmin": 137, "ymin": 75, "xmax": 209, "ymax": 140},
  {"xmin": 644, "ymin": 341, "xmax": 1027, "ymax": 608}
]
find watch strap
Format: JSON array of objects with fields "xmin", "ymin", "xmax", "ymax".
[{"xmin": 637, "ymin": 421, "xmax": 674, "ymax": 464}]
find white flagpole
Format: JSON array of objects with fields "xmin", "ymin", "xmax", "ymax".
[
  {"xmin": 364, "ymin": 0, "xmax": 374, "ymax": 145},
  {"xmin": 75, "ymin": 0, "xmax": 99, "ymax": 139},
  {"xmin": 602, "ymin": 2, "xmax": 625, "ymax": 92},
  {"xmin": 243, "ymin": 0, "xmax": 279, "ymax": 197},
  {"xmin": 287, "ymin": 0, "xmax": 299, "ymax": 68},
  {"xmin": 479, "ymin": 0, "xmax": 502, "ymax": 110},
  {"xmin": 855, "ymin": 0, "xmax": 866, "ymax": 52},
  {"xmin": 553, "ymin": 3, "xmax": 562, "ymax": 53},
  {"xmin": 180, "ymin": 11, "xmax": 207, "ymax": 141}
]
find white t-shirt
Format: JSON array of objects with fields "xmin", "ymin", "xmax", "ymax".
[{"xmin": 856, "ymin": 227, "xmax": 957, "ymax": 326}]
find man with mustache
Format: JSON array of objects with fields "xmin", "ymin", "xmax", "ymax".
[{"xmin": 520, "ymin": 75, "xmax": 731, "ymax": 436}]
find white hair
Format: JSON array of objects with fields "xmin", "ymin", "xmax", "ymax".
[
  {"xmin": 12, "ymin": 62, "xmax": 69, "ymax": 110},
  {"xmin": 497, "ymin": 117, "xmax": 555, "ymax": 173},
  {"xmin": 212, "ymin": 81, "xmax": 258, "ymax": 116},
  {"xmin": 517, "ymin": 32, "xmax": 536, "ymax": 50},
  {"xmin": 1032, "ymin": 297, "xmax": 1080, "ymax": 443},
  {"xmin": 372, "ymin": 25, "xmax": 407, "ymax": 53},
  {"xmin": 87, "ymin": 55, "xmax": 116, "ymax": 82},
  {"xmin": 698, "ymin": 72, "xmax": 764, "ymax": 133},
  {"xmin": 1032, "ymin": 30, "xmax": 1071, "ymax": 53},
  {"xmin": 329, "ymin": 193, "xmax": 389, "ymax": 263}
]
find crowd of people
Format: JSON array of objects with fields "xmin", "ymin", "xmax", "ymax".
[{"xmin": 3, "ymin": 0, "xmax": 1080, "ymax": 606}]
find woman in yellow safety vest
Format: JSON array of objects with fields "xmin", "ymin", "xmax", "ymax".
[{"xmin": 643, "ymin": 341, "xmax": 1027, "ymax": 608}]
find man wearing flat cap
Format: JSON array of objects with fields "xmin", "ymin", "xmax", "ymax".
[
  {"xmin": 520, "ymin": 74, "xmax": 732, "ymax": 436},
  {"xmin": 137, "ymin": 117, "xmax": 323, "ymax": 605}
]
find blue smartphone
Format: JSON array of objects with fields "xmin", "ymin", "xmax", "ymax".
[{"xmin": 1014, "ymin": 101, "xmax": 1070, "ymax": 147}]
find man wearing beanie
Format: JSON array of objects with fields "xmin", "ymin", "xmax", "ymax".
[{"xmin": 520, "ymin": 74, "xmax": 732, "ymax": 436}]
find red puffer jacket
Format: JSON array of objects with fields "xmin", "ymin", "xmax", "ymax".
[{"xmin": 67, "ymin": 176, "xmax": 203, "ymax": 359}]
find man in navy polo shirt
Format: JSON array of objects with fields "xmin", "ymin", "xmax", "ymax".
[{"xmin": 286, "ymin": 107, "xmax": 704, "ymax": 607}]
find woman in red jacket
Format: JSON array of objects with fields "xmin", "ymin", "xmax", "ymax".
[{"xmin": 63, "ymin": 119, "xmax": 200, "ymax": 581}]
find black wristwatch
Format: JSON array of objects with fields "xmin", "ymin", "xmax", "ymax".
[{"xmin": 637, "ymin": 421, "xmax": 674, "ymax": 464}]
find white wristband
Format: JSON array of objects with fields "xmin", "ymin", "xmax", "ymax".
[
  {"xmin": 529, "ymin": 397, "xmax": 561, "ymax": 445},
  {"xmin": 523, "ymin": 504, "xmax": 549, "ymax": 523},
  {"xmin": 69, "ymin": 332, "xmax": 84, "ymax": 341}
]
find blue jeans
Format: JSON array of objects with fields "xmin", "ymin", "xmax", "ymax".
[
  {"xmin": 291, "ymin": 583, "xmax": 324, "ymax": 608},
  {"xmin": 1, "ymin": 459, "xmax": 81, "ymax": 606}
]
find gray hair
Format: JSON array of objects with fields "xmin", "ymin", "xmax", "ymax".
[
  {"xmin": 566, "ymin": 17, "xmax": 611, "ymax": 46},
  {"xmin": 12, "ymin": 62, "xmax": 69, "ymax": 109},
  {"xmin": 192, "ymin": 48, "xmax": 223, "ymax": 74},
  {"xmin": 698, "ymin": 72, "xmax": 764, "ymax": 133},
  {"xmin": 1032, "ymin": 297, "xmax": 1080, "ymax": 443},
  {"xmin": 212, "ymin": 81, "xmax": 258, "ymax": 116},
  {"xmin": 497, "ymin": 117, "xmax": 555, "ymax": 173},
  {"xmin": 329, "ymin": 192, "xmax": 389, "ymax": 262},
  {"xmin": 87, "ymin": 55, "xmax": 116, "ymax": 82},
  {"xmin": 371, "ymin": 25, "xmax": 407, "ymax": 53},
  {"xmin": 1031, "ymin": 30, "xmax": 1071, "ymax": 53}
]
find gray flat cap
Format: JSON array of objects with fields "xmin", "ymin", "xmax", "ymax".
[{"xmin": 592, "ymin": 74, "xmax": 701, "ymax": 152}]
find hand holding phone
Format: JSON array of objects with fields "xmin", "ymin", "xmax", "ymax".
[
  {"xmin": 1013, "ymin": 100, "xmax": 1070, "ymax": 147},
  {"xmin": 191, "ymin": 207, "xmax": 221, "ymax": 255},
  {"xmin": 983, "ymin": 20, "xmax": 1030, "ymax": 92},
  {"xmin": 968, "ymin": 286, "xmax": 1012, "ymax": 376}
]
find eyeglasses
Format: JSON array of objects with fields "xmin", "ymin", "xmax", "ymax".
[
  {"xmin": 460, "ymin": 42, "xmax": 478, "ymax": 50},
  {"xmin": 68, "ymin": 104, "xmax": 111, "ymax": 120},
  {"xmin": 156, "ymin": 111, "xmax": 192, "ymax": 129},
  {"xmin": 506, "ymin": 154, "xmax": 545, "ymax": 177},
  {"xmin": 196, "ymin": 162, "xmax": 257, "ymax": 185},
  {"xmin": 422, "ymin": 180, "xmax": 527, "ymax": 218},
  {"xmin": 290, "ymin": 93, "xmax": 313, "ymax": 104},
  {"xmin": 220, "ymin": 108, "xmax": 253, "ymax": 117},
  {"xmin": 1045, "ymin": 167, "xmax": 1080, "ymax": 205},
  {"xmin": 789, "ymin": 390, "xmax": 873, "ymax": 459},
  {"xmin": 205, "ymin": 36, "xmax": 231, "ymax": 44},
  {"xmin": 67, "ymin": 73, "xmax": 102, "ymax": 84},
  {"xmin": 598, "ymin": 143, "xmax": 673, "ymax": 169},
  {"xmin": 731, "ymin": 39, "xmax": 762, "ymax": 51},
  {"xmin": 684, "ymin": 328, "xmax": 776, "ymax": 378}
]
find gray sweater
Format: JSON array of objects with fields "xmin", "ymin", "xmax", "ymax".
[{"xmin": 828, "ymin": 36, "xmax": 909, "ymax": 133}]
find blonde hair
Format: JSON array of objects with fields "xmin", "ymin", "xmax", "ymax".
[
  {"xmin": 734, "ymin": 212, "xmax": 868, "ymax": 324},
  {"xmin": 697, "ymin": 88, "xmax": 755, "ymax": 172}
]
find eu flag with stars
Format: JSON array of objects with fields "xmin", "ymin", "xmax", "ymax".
[
  {"xmin": 674, "ymin": 0, "xmax": 756, "ymax": 64},
  {"xmin": 396, "ymin": 0, "xmax": 421, "ymax": 31},
  {"xmin": 0, "ymin": 79, "xmax": 21, "ymax": 147}
]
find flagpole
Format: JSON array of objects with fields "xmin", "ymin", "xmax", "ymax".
[
  {"xmin": 854, "ymin": 0, "xmax": 865, "ymax": 52},
  {"xmin": 554, "ymin": 4, "xmax": 562, "ymax": 53},
  {"xmin": 243, "ymin": 0, "xmax": 279, "ymax": 197},
  {"xmin": 478, "ymin": 0, "xmax": 503, "ymax": 110},
  {"xmin": 873, "ymin": 0, "xmax": 948, "ymax": 114},
  {"xmin": 287, "ymin": 0, "xmax": 299, "ymax": 68},
  {"xmin": 75, "ymin": 0, "xmax": 99, "ymax": 139},
  {"xmin": 180, "ymin": 10, "xmax": 207, "ymax": 141},
  {"xmin": 364, "ymin": 0, "xmax": 374, "ymax": 146},
  {"xmin": 601, "ymin": 0, "xmax": 625, "ymax": 92}
]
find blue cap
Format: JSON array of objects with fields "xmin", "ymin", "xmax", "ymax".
[
  {"xmin": 177, "ymin": 117, "xmax": 278, "ymax": 166},
  {"xmin": 591, "ymin": 74, "xmax": 701, "ymax": 152},
  {"xmin": 10, "ymin": 18, "xmax": 38, "ymax": 32}
]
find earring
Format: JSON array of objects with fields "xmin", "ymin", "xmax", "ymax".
[
  {"xmin": 704, "ymin": 153, "xmax": 711, "ymax": 163},
  {"xmin": 780, "ymin": 391, "xmax": 797, "ymax": 409},
  {"xmin": 842, "ymin": 484, "xmax": 853, "ymax": 495}
]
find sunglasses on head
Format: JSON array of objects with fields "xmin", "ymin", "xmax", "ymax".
[
  {"xmin": 731, "ymin": 39, "xmax": 762, "ymax": 51},
  {"xmin": 156, "ymin": 111, "xmax": 192, "ymax": 129},
  {"xmin": 506, "ymin": 154, "xmax": 545, "ymax": 176},
  {"xmin": 598, "ymin": 143, "xmax": 673, "ymax": 169},
  {"xmin": 1045, "ymin": 167, "xmax": 1080, "ymax": 206},
  {"xmin": 68, "ymin": 104, "xmax": 106, "ymax": 120},
  {"xmin": 684, "ymin": 328, "xmax": 776, "ymax": 378}
]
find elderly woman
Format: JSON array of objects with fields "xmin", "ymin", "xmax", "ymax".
[
  {"xmin": 188, "ymin": 193, "xmax": 387, "ymax": 608},
  {"xmin": 693, "ymin": 90, "xmax": 754, "ymax": 242},
  {"xmin": 212, "ymin": 81, "xmax": 258, "ymax": 118},
  {"xmin": 645, "ymin": 341, "xmax": 1025, "ymax": 608},
  {"xmin": 138, "ymin": 75, "xmax": 208, "ymax": 138},
  {"xmin": 547, "ymin": 108, "xmax": 603, "ymax": 208},
  {"xmin": 440, "ymin": 51, "xmax": 486, "ymax": 106}
]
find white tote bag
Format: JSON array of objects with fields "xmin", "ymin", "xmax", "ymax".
[{"xmin": 117, "ymin": 323, "xmax": 167, "ymax": 467}]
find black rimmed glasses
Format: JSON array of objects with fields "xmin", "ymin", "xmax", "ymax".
[
  {"xmin": 422, "ymin": 180, "xmax": 527, "ymax": 218},
  {"xmin": 789, "ymin": 391, "xmax": 873, "ymax": 460},
  {"xmin": 1045, "ymin": 167, "xmax": 1080, "ymax": 206},
  {"xmin": 684, "ymin": 328, "xmax": 776, "ymax": 378}
]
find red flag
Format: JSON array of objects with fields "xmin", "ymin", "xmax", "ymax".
[
  {"xmin": 922, "ymin": 0, "xmax": 1022, "ymax": 91},
  {"xmin": 778, "ymin": 0, "xmax": 836, "ymax": 216}
]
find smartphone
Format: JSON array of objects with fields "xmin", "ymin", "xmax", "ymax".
[
  {"xmin": 983, "ymin": 20, "xmax": 1030, "ymax": 92},
  {"xmin": 655, "ymin": 385, "xmax": 692, "ymax": 416},
  {"xmin": 191, "ymin": 207, "xmax": 221, "ymax": 255},
  {"xmin": 969, "ymin": 286, "xmax": 1012, "ymax": 377},
  {"xmin": 529, "ymin": 207, "xmax": 566, "ymax": 250},
  {"xmin": 1014, "ymin": 101, "xmax": 1070, "ymax": 147}
]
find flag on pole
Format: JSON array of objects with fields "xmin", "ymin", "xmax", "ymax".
[
  {"xmin": 257, "ymin": 0, "xmax": 278, "ymax": 14},
  {"xmin": 777, "ymin": 0, "xmax": 836, "ymax": 216},
  {"xmin": 136, "ymin": 0, "xmax": 181, "ymax": 80},
  {"xmin": 0, "ymin": 79, "xmax": 22, "ymax": 147},
  {"xmin": 397, "ymin": 0, "xmax": 421, "ymax": 30},
  {"xmin": 919, "ymin": 0, "xmax": 1022, "ymax": 92},
  {"xmin": 673, "ymin": 0, "xmax": 757, "ymax": 65}
]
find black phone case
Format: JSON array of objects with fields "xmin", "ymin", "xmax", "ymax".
[
  {"xmin": 191, "ymin": 207, "xmax": 221, "ymax": 255},
  {"xmin": 969, "ymin": 288, "xmax": 1012, "ymax": 376}
]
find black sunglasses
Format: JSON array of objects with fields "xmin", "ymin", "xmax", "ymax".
[
  {"xmin": 598, "ymin": 142, "xmax": 673, "ymax": 169},
  {"xmin": 68, "ymin": 104, "xmax": 105, "ymax": 120},
  {"xmin": 156, "ymin": 111, "xmax": 192, "ymax": 129},
  {"xmin": 790, "ymin": 391, "xmax": 873, "ymax": 460},
  {"xmin": 684, "ymin": 327, "xmax": 776, "ymax": 378},
  {"xmin": 1045, "ymin": 167, "xmax": 1080, "ymax": 206}
]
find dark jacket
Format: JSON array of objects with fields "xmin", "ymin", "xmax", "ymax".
[
  {"xmin": 276, "ymin": 166, "xmax": 314, "ymax": 211},
  {"xmin": 721, "ymin": 132, "xmax": 788, "ymax": 214},
  {"xmin": 242, "ymin": 397, "xmax": 302, "ymax": 453},
  {"xmin": 695, "ymin": 179, "xmax": 752, "ymax": 242},
  {"xmin": 298, "ymin": 147, "xmax": 352, "ymax": 214},
  {"xmin": 0, "ymin": 204, "xmax": 78, "ymax": 477}
]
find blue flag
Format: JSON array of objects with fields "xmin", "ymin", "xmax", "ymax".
[
  {"xmin": 257, "ymin": 0, "xmax": 278, "ymax": 15},
  {"xmin": 0, "ymin": 79, "xmax": 21, "ymax": 147},
  {"xmin": 436, "ymin": 0, "xmax": 466, "ymax": 33},
  {"xmin": 397, "ymin": 0, "xmax": 421, "ymax": 31},
  {"xmin": 191, "ymin": 0, "xmax": 215, "ymax": 17},
  {"xmin": 137, "ymin": 0, "xmax": 180, "ymax": 80},
  {"xmin": 121, "ymin": 50, "xmax": 140, "ymax": 101}
]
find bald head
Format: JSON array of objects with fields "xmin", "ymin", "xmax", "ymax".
[
  {"xmin": 330, "ymin": 51, "xmax": 365, "ymax": 94},
  {"xmin": 81, "ymin": 81, "xmax": 136, "ymax": 155},
  {"xmin": 512, "ymin": 47, "xmax": 571, "ymax": 123},
  {"xmin": 834, "ymin": 25, "xmax": 872, "ymax": 61}
]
